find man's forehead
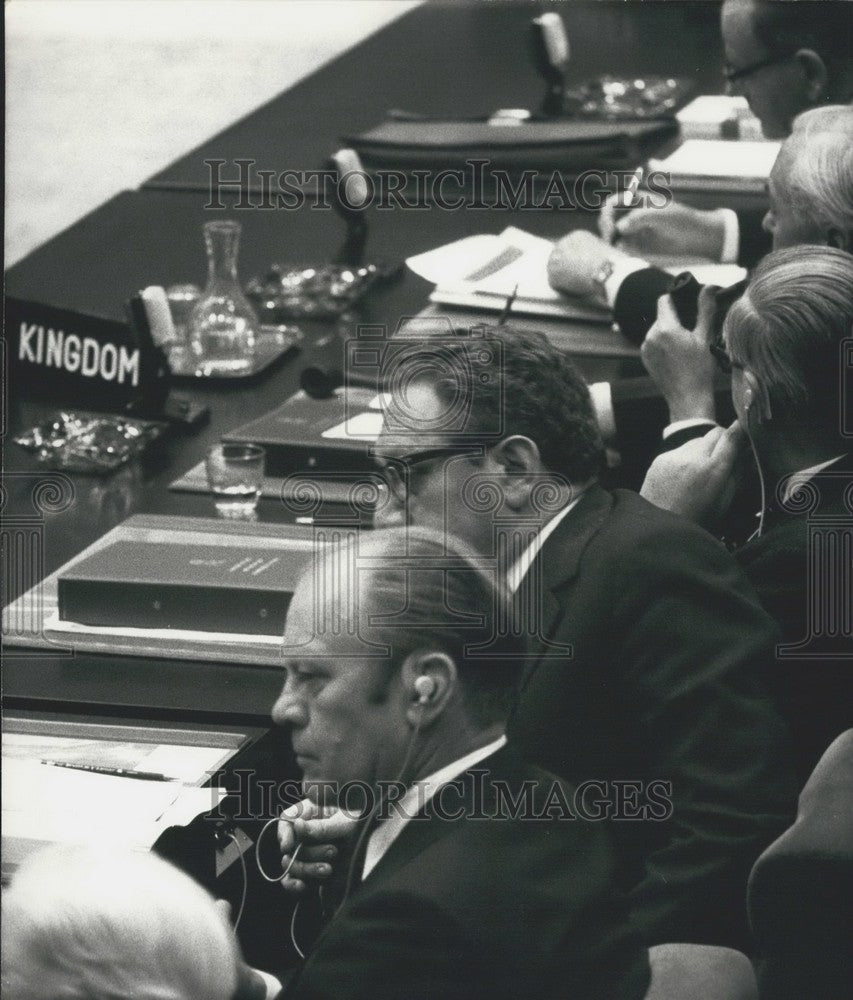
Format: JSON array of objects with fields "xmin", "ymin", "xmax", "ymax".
[
  {"xmin": 375, "ymin": 377, "xmax": 458, "ymax": 455},
  {"xmin": 721, "ymin": 0, "xmax": 763, "ymax": 56}
]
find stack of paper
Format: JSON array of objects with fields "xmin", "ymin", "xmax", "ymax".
[
  {"xmin": 2, "ymin": 757, "xmax": 224, "ymax": 876},
  {"xmin": 649, "ymin": 139, "xmax": 780, "ymax": 192},
  {"xmin": 409, "ymin": 228, "xmax": 611, "ymax": 323}
]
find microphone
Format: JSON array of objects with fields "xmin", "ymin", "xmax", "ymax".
[
  {"xmin": 300, "ymin": 366, "xmax": 343, "ymax": 399},
  {"xmin": 530, "ymin": 13, "xmax": 570, "ymax": 117}
]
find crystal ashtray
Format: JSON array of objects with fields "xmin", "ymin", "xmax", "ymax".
[{"xmin": 14, "ymin": 412, "xmax": 166, "ymax": 474}]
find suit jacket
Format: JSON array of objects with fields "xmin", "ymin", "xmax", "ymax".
[
  {"xmin": 748, "ymin": 729, "xmax": 853, "ymax": 1000},
  {"xmin": 286, "ymin": 747, "xmax": 651, "ymax": 1000},
  {"xmin": 736, "ymin": 452, "xmax": 853, "ymax": 786},
  {"xmin": 507, "ymin": 486, "xmax": 797, "ymax": 950}
]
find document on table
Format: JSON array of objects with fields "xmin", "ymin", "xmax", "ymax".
[
  {"xmin": 649, "ymin": 139, "xmax": 780, "ymax": 191},
  {"xmin": 408, "ymin": 227, "xmax": 746, "ymax": 321},
  {"xmin": 2, "ymin": 757, "xmax": 224, "ymax": 873}
]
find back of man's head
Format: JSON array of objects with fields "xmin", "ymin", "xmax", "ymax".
[
  {"xmin": 1, "ymin": 845, "xmax": 240, "ymax": 1000},
  {"xmin": 751, "ymin": 0, "xmax": 853, "ymax": 95},
  {"xmin": 725, "ymin": 245, "xmax": 853, "ymax": 436},
  {"xmin": 315, "ymin": 526, "xmax": 528, "ymax": 726},
  {"xmin": 391, "ymin": 324, "xmax": 604, "ymax": 483},
  {"xmin": 785, "ymin": 106, "xmax": 853, "ymax": 249}
]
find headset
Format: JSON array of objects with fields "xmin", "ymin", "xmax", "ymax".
[{"xmin": 232, "ymin": 675, "xmax": 436, "ymax": 956}]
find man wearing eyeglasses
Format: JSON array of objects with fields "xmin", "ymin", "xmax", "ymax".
[
  {"xmin": 547, "ymin": 105, "xmax": 853, "ymax": 491},
  {"xmin": 587, "ymin": 0, "xmax": 853, "ymax": 268},
  {"xmin": 373, "ymin": 323, "xmax": 796, "ymax": 952}
]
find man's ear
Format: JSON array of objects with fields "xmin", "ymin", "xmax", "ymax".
[
  {"xmin": 793, "ymin": 48, "xmax": 829, "ymax": 102},
  {"xmin": 488, "ymin": 435, "xmax": 542, "ymax": 510},
  {"xmin": 743, "ymin": 368, "xmax": 772, "ymax": 424},
  {"xmin": 400, "ymin": 651, "xmax": 457, "ymax": 728}
]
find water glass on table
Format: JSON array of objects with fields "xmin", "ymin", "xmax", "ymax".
[{"xmin": 205, "ymin": 443, "xmax": 265, "ymax": 517}]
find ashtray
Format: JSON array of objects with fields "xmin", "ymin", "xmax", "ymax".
[
  {"xmin": 246, "ymin": 262, "xmax": 398, "ymax": 321},
  {"xmin": 14, "ymin": 411, "xmax": 166, "ymax": 474},
  {"xmin": 562, "ymin": 76, "xmax": 692, "ymax": 120}
]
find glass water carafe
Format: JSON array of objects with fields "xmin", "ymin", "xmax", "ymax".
[{"xmin": 188, "ymin": 220, "xmax": 258, "ymax": 374}]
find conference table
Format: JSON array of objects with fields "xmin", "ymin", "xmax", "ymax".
[
  {"xmin": 4, "ymin": 1, "xmax": 732, "ymax": 725},
  {"xmin": 3, "ymin": 0, "xmax": 739, "ymax": 964}
]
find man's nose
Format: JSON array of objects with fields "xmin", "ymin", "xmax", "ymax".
[{"xmin": 272, "ymin": 689, "xmax": 308, "ymax": 729}]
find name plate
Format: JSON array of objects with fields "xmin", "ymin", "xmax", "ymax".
[{"xmin": 6, "ymin": 297, "xmax": 145, "ymax": 411}]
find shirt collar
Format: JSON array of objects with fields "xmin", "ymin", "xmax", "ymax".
[
  {"xmin": 362, "ymin": 735, "xmax": 507, "ymax": 880},
  {"xmin": 781, "ymin": 455, "xmax": 847, "ymax": 504},
  {"xmin": 505, "ymin": 496, "xmax": 584, "ymax": 594}
]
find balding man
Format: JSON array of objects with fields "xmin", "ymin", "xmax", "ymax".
[{"xmin": 273, "ymin": 528, "xmax": 650, "ymax": 1000}]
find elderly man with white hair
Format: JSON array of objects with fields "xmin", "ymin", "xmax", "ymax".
[
  {"xmin": 641, "ymin": 245, "xmax": 853, "ymax": 786},
  {"xmin": 0, "ymin": 845, "xmax": 279, "ymax": 1000},
  {"xmin": 549, "ymin": 106, "xmax": 853, "ymax": 486}
]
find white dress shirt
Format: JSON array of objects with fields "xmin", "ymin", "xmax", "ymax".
[
  {"xmin": 781, "ymin": 455, "xmax": 847, "ymax": 504},
  {"xmin": 362, "ymin": 735, "xmax": 507, "ymax": 880},
  {"xmin": 505, "ymin": 498, "xmax": 585, "ymax": 594}
]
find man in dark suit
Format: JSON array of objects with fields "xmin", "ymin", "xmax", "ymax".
[
  {"xmin": 748, "ymin": 729, "xmax": 853, "ymax": 1000},
  {"xmin": 268, "ymin": 527, "xmax": 650, "ymax": 1000},
  {"xmin": 551, "ymin": 105, "xmax": 853, "ymax": 487},
  {"xmin": 579, "ymin": 0, "xmax": 853, "ymax": 271},
  {"xmin": 641, "ymin": 246, "xmax": 853, "ymax": 786},
  {"xmin": 372, "ymin": 325, "xmax": 795, "ymax": 951}
]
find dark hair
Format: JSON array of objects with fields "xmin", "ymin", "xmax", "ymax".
[
  {"xmin": 404, "ymin": 324, "xmax": 604, "ymax": 482},
  {"xmin": 336, "ymin": 527, "xmax": 528, "ymax": 725},
  {"xmin": 725, "ymin": 244, "xmax": 853, "ymax": 434},
  {"xmin": 752, "ymin": 1, "xmax": 853, "ymax": 84}
]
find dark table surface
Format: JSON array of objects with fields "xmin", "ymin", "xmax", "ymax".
[
  {"xmin": 3, "ymin": 0, "xmax": 729, "ymax": 723},
  {"xmin": 144, "ymin": 0, "xmax": 725, "ymax": 193}
]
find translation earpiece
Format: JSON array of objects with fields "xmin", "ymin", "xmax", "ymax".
[{"xmin": 414, "ymin": 675, "xmax": 435, "ymax": 704}]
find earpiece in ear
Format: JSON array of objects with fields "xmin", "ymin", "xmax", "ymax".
[
  {"xmin": 414, "ymin": 675, "xmax": 435, "ymax": 704},
  {"xmin": 743, "ymin": 386, "xmax": 754, "ymax": 411}
]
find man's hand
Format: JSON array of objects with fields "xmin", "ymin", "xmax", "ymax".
[
  {"xmin": 547, "ymin": 230, "xmax": 632, "ymax": 298},
  {"xmin": 604, "ymin": 202, "xmax": 727, "ymax": 260},
  {"xmin": 214, "ymin": 900, "xmax": 280, "ymax": 1000},
  {"xmin": 641, "ymin": 286, "xmax": 719, "ymax": 423},
  {"xmin": 640, "ymin": 422, "xmax": 748, "ymax": 526},
  {"xmin": 277, "ymin": 798, "xmax": 359, "ymax": 893}
]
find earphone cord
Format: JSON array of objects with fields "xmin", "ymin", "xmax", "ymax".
[
  {"xmin": 339, "ymin": 710, "xmax": 425, "ymax": 908},
  {"xmin": 744, "ymin": 417, "xmax": 767, "ymax": 540}
]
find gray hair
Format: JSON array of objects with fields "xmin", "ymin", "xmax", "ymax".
[
  {"xmin": 724, "ymin": 244, "xmax": 853, "ymax": 431},
  {"xmin": 786, "ymin": 105, "xmax": 853, "ymax": 241},
  {"xmin": 1, "ymin": 846, "xmax": 240, "ymax": 1000}
]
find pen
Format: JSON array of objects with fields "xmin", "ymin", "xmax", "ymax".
[
  {"xmin": 41, "ymin": 760, "xmax": 174, "ymax": 782},
  {"xmin": 609, "ymin": 166, "xmax": 644, "ymax": 245},
  {"xmin": 497, "ymin": 283, "xmax": 520, "ymax": 325}
]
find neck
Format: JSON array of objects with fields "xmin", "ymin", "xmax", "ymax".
[
  {"xmin": 518, "ymin": 476, "xmax": 594, "ymax": 522},
  {"xmin": 753, "ymin": 429, "xmax": 845, "ymax": 490},
  {"xmin": 403, "ymin": 719, "xmax": 505, "ymax": 787}
]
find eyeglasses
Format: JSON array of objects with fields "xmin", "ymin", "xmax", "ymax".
[
  {"xmin": 378, "ymin": 447, "xmax": 474, "ymax": 502},
  {"xmin": 709, "ymin": 342, "xmax": 744, "ymax": 375},
  {"xmin": 723, "ymin": 53, "xmax": 793, "ymax": 86}
]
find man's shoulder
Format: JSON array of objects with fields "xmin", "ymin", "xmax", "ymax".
[{"xmin": 554, "ymin": 485, "xmax": 728, "ymax": 552}]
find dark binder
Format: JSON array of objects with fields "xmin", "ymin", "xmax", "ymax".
[
  {"xmin": 221, "ymin": 388, "xmax": 379, "ymax": 477},
  {"xmin": 58, "ymin": 539, "xmax": 314, "ymax": 635}
]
